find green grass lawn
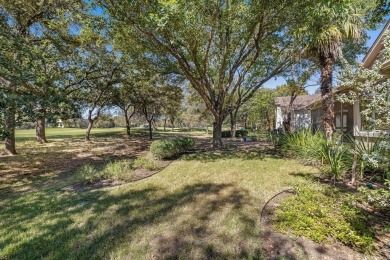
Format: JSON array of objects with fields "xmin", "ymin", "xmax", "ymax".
[
  {"xmin": 15, "ymin": 127, "xmax": 127, "ymax": 140},
  {"xmin": 15, "ymin": 127, "xmax": 210, "ymax": 141},
  {"xmin": 0, "ymin": 137, "xmax": 318, "ymax": 259}
]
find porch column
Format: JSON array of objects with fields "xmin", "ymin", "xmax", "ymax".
[{"xmin": 353, "ymin": 100, "xmax": 361, "ymax": 136}]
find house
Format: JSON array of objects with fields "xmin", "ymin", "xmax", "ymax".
[
  {"xmin": 274, "ymin": 94, "xmax": 321, "ymax": 131},
  {"xmin": 56, "ymin": 119, "xmax": 64, "ymax": 128},
  {"xmin": 309, "ymin": 87, "xmax": 355, "ymax": 136},
  {"xmin": 275, "ymin": 20, "xmax": 390, "ymax": 139}
]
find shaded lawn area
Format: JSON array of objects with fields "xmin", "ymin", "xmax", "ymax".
[{"xmin": 0, "ymin": 135, "xmax": 318, "ymax": 259}]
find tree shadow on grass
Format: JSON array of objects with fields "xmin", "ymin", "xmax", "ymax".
[
  {"xmin": 0, "ymin": 182, "xmax": 263, "ymax": 259},
  {"xmin": 181, "ymin": 148, "xmax": 282, "ymax": 162},
  {"xmin": 0, "ymin": 137, "xmax": 152, "ymax": 198}
]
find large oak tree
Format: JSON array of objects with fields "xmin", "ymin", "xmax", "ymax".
[{"xmin": 99, "ymin": 0, "xmax": 304, "ymax": 147}]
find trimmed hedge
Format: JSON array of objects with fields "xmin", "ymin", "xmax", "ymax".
[
  {"xmin": 221, "ymin": 129, "xmax": 248, "ymax": 138},
  {"xmin": 150, "ymin": 137, "xmax": 195, "ymax": 159}
]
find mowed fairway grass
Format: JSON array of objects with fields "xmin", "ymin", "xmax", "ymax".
[
  {"xmin": 15, "ymin": 127, "xmax": 127, "ymax": 139},
  {"xmin": 1, "ymin": 130, "xmax": 318, "ymax": 259}
]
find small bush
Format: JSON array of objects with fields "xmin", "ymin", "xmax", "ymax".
[
  {"xmin": 150, "ymin": 139, "xmax": 179, "ymax": 159},
  {"xmin": 76, "ymin": 164, "xmax": 102, "ymax": 184},
  {"xmin": 103, "ymin": 160, "xmax": 132, "ymax": 180},
  {"xmin": 356, "ymin": 187, "xmax": 390, "ymax": 214},
  {"xmin": 221, "ymin": 129, "xmax": 248, "ymax": 138},
  {"xmin": 273, "ymin": 185, "xmax": 374, "ymax": 252},
  {"xmin": 133, "ymin": 156, "xmax": 158, "ymax": 171},
  {"xmin": 348, "ymin": 135, "xmax": 390, "ymax": 178},
  {"xmin": 150, "ymin": 137, "xmax": 195, "ymax": 159},
  {"xmin": 174, "ymin": 137, "xmax": 195, "ymax": 151}
]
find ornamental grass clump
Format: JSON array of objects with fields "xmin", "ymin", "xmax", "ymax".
[
  {"xmin": 320, "ymin": 142, "xmax": 350, "ymax": 182},
  {"xmin": 103, "ymin": 160, "xmax": 133, "ymax": 180},
  {"xmin": 133, "ymin": 155, "xmax": 159, "ymax": 171},
  {"xmin": 274, "ymin": 128, "xmax": 326, "ymax": 165},
  {"xmin": 76, "ymin": 164, "xmax": 102, "ymax": 184}
]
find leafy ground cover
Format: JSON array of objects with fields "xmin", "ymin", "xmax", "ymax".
[{"xmin": 271, "ymin": 129, "xmax": 390, "ymax": 257}]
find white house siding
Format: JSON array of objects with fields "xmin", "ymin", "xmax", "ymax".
[
  {"xmin": 275, "ymin": 106, "xmax": 311, "ymax": 131},
  {"xmin": 275, "ymin": 106, "xmax": 284, "ymax": 129},
  {"xmin": 292, "ymin": 109, "xmax": 311, "ymax": 130}
]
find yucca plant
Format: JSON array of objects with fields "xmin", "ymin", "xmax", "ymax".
[{"xmin": 320, "ymin": 142, "xmax": 349, "ymax": 183}]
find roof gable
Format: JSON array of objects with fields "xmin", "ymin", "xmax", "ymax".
[
  {"xmin": 363, "ymin": 20, "xmax": 390, "ymax": 69},
  {"xmin": 275, "ymin": 94, "xmax": 322, "ymax": 110}
]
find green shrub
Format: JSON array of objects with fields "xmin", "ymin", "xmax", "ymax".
[
  {"xmin": 76, "ymin": 164, "xmax": 102, "ymax": 184},
  {"xmin": 273, "ymin": 185, "xmax": 374, "ymax": 252},
  {"xmin": 221, "ymin": 129, "xmax": 248, "ymax": 138},
  {"xmin": 150, "ymin": 137, "xmax": 195, "ymax": 159},
  {"xmin": 150, "ymin": 139, "xmax": 180, "ymax": 159},
  {"xmin": 356, "ymin": 187, "xmax": 390, "ymax": 214},
  {"xmin": 347, "ymin": 135, "xmax": 390, "ymax": 178},
  {"xmin": 133, "ymin": 156, "xmax": 158, "ymax": 171},
  {"xmin": 275, "ymin": 128, "xmax": 326, "ymax": 164},
  {"xmin": 174, "ymin": 137, "xmax": 195, "ymax": 151},
  {"xmin": 102, "ymin": 160, "xmax": 132, "ymax": 180}
]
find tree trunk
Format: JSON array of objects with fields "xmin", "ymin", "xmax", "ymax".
[
  {"xmin": 230, "ymin": 111, "xmax": 237, "ymax": 138},
  {"xmin": 212, "ymin": 118, "xmax": 223, "ymax": 148},
  {"xmin": 85, "ymin": 119, "xmax": 93, "ymax": 142},
  {"xmin": 230, "ymin": 115, "xmax": 235, "ymax": 138},
  {"xmin": 283, "ymin": 95, "xmax": 297, "ymax": 133},
  {"xmin": 283, "ymin": 111, "xmax": 292, "ymax": 133},
  {"xmin": 36, "ymin": 115, "xmax": 48, "ymax": 143},
  {"xmin": 124, "ymin": 110, "xmax": 131, "ymax": 136},
  {"xmin": 170, "ymin": 116, "xmax": 175, "ymax": 131},
  {"xmin": 4, "ymin": 110, "xmax": 17, "ymax": 155},
  {"xmin": 163, "ymin": 117, "xmax": 167, "ymax": 131},
  {"xmin": 351, "ymin": 153, "xmax": 358, "ymax": 186},
  {"xmin": 319, "ymin": 51, "xmax": 335, "ymax": 141},
  {"xmin": 147, "ymin": 120, "xmax": 153, "ymax": 140},
  {"xmin": 152, "ymin": 119, "xmax": 157, "ymax": 131},
  {"xmin": 3, "ymin": 81, "xmax": 17, "ymax": 155},
  {"xmin": 265, "ymin": 110, "xmax": 273, "ymax": 132}
]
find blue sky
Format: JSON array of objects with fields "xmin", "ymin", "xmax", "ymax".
[{"xmin": 264, "ymin": 21, "xmax": 389, "ymax": 94}]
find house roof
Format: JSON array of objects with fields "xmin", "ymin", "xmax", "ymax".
[
  {"xmin": 362, "ymin": 20, "xmax": 390, "ymax": 69},
  {"xmin": 275, "ymin": 94, "xmax": 322, "ymax": 110}
]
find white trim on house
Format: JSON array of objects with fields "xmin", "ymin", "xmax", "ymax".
[{"xmin": 363, "ymin": 20, "xmax": 390, "ymax": 69}]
